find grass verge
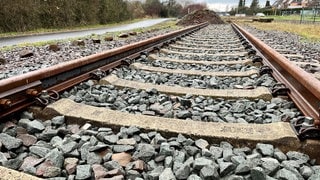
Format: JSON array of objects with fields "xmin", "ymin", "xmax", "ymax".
[
  {"xmin": 0, "ymin": 19, "xmax": 179, "ymax": 52},
  {"xmin": 242, "ymin": 21, "xmax": 320, "ymax": 42},
  {"xmin": 0, "ymin": 18, "xmax": 153, "ymax": 38}
]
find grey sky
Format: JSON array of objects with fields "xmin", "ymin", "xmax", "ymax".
[{"xmin": 193, "ymin": 0, "xmax": 275, "ymax": 11}]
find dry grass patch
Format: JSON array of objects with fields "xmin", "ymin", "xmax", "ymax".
[{"xmin": 244, "ymin": 22, "xmax": 320, "ymax": 42}]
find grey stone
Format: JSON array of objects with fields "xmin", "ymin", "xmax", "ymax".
[
  {"xmin": 87, "ymin": 152, "xmax": 102, "ymax": 165},
  {"xmin": 0, "ymin": 133, "xmax": 22, "ymax": 150},
  {"xmin": 159, "ymin": 142, "xmax": 174, "ymax": 156},
  {"xmin": 60, "ymin": 141, "xmax": 77, "ymax": 154},
  {"xmin": 51, "ymin": 116, "xmax": 65, "ymax": 126},
  {"xmin": 138, "ymin": 104, "xmax": 147, "ymax": 112},
  {"xmin": 184, "ymin": 146, "xmax": 200, "ymax": 156},
  {"xmin": 312, "ymin": 166, "xmax": 320, "ymax": 173},
  {"xmin": 231, "ymin": 156, "xmax": 246, "ymax": 165},
  {"xmin": 76, "ymin": 165, "xmax": 92, "ymax": 180},
  {"xmin": 299, "ymin": 165, "xmax": 314, "ymax": 179},
  {"xmin": 2, "ymin": 157, "xmax": 23, "ymax": 170},
  {"xmin": 0, "ymin": 152, "xmax": 8, "ymax": 164},
  {"xmin": 103, "ymin": 153, "xmax": 113, "ymax": 162},
  {"xmin": 142, "ymin": 111, "xmax": 156, "ymax": 116},
  {"xmin": 200, "ymin": 164, "xmax": 219, "ymax": 180},
  {"xmin": 183, "ymin": 157, "xmax": 194, "ymax": 168},
  {"xmin": 165, "ymin": 156, "xmax": 173, "ymax": 168},
  {"xmin": 231, "ymin": 103, "xmax": 246, "ymax": 113},
  {"xmin": 148, "ymin": 160, "xmax": 159, "ymax": 170},
  {"xmin": 113, "ymin": 145, "xmax": 134, "ymax": 152},
  {"xmin": 89, "ymin": 136, "xmax": 98, "ymax": 145},
  {"xmin": 273, "ymin": 150, "xmax": 287, "ymax": 162},
  {"xmin": 24, "ymin": 166, "xmax": 37, "ymax": 176},
  {"xmin": 176, "ymin": 134, "xmax": 187, "ymax": 143},
  {"xmin": 18, "ymin": 119, "xmax": 31, "ymax": 129},
  {"xmin": 26, "ymin": 120, "xmax": 45, "ymax": 133},
  {"xmin": 220, "ymin": 141, "xmax": 233, "ymax": 149},
  {"xmin": 233, "ymin": 147, "xmax": 251, "ymax": 156},
  {"xmin": 155, "ymin": 155, "xmax": 166, "ymax": 162},
  {"xmin": 261, "ymin": 157, "xmax": 280, "ymax": 176},
  {"xmin": 46, "ymin": 178, "xmax": 66, "ymax": 180},
  {"xmin": 43, "ymin": 166, "xmax": 61, "ymax": 178},
  {"xmin": 150, "ymin": 103, "xmax": 165, "ymax": 114},
  {"xmin": 117, "ymin": 138, "xmax": 136, "ymax": 145},
  {"xmin": 246, "ymin": 153, "xmax": 262, "ymax": 161},
  {"xmin": 128, "ymin": 96, "xmax": 141, "ymax": 104},
  {"xmin": 251, "ymin": 167, "xmax": 266, "ymax": 180},
  {"xmin": 210, "ymin": 146, "xmax": 223, "ymax": 159},
  {"xmin": 281, "ymin": 160, "xmax": 300, "ymax": 169},
  {"xmin": 98, "ymin": 127, "xmax": 112, "ymax": 132},
  {"xmin": 194, "ymin": 157, "xmax": 214, "ymax": 171},
  {"xmin": 275, "ymin": 168, "xmax": 299, "ymax": 180},
  {"xmin": 226, "ymin": 175, "xmax": 245, "ymax": 180},
  {"xmin": 187, "ymin": 174, "xmax": 202, "ymax": 180},
  {"xmin": 176, "ymin": 110, "xmax": 192, "ymax": 119},
  {"xmin": 80, "ymin": 142, "xmax": 91, "ymax": 161},
  {"xmin": 308, "ymin": 173, "xmax": 320, "ymax": 180},
  {"xmin": 45, "ymin": 148, "xmax": 64, "ymax": 168},
  {"xmin": 133, "ymin": 143, "xmax": 156, "ymax": 161},
  {"xmin": 104, "ymin": 134, "xmax": 119, "ymax": 144},
  {"xmin": 175, "ymin": 163, "xmax": 190, "ymax": 180},
  {"xmin": 179, "ymin": 98, "xmax": 192, "ymax": 107},
  {"xmin": 219, "ymin": 161, "xmax": 236, "ymax": 177},
  {"xmin": 235, "ymin": 161, "xmax": 251, "ymax": 175},
  {"xmin": 202, "ymin": 149, "xmax": 213, "ymax": 157},
  {"xmin": 148, "ymin": 166, "xmax": 164, "ymax": 180},
  {"xmin": 209, "ymin": 77, "xmax": 218, "ymax": 87},
  {"xmin": 67, "ymin": 149, "xmax": 80, "ymax": 157},
  {"xmin": 183, "ymin": 138, "xmax": 194, "ymax": 146},
  {"xmin": 286, "ymin": 151, "xmax": 310, "ymax": 164},
  {"xmin": 30, "ymin": 146, "xmax": 51, "ymax": 158},
  {"xmin": 152, "ymin": 133, "xmax": 167, "ymax": 145},
  {"xmin": 223, "ymin": 148, "xmax": 233, "ymax": 161},
  {"xmin": 89, "ymin": 144, "xmax": 109, "ymax": 152},
  {"xmin": 195, "ymin": 139, "xmax": 209, "ymax": 149},
  {"xmin": 127, "ymin": 170, "xmax": 141, "ymax": 179},
  {"xmin": 39, "ymin": 129, "xmax": 59, "ymax": 141},
  {"xmin": 256, "ymin": 143, "xmax": 274, "ymax": 156}
]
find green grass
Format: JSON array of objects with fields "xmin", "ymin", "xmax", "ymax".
[
  {"xmin": 0, "ymin": 19, "xmax": 179, "ymax": 52},
  {"xmin": 0, "ymin": 18, "xmax": 150, "ymax": 38},
  {"xmin": 243, "ymin": 21, "xmax": 320, "ymax": 42},
  {"xmin": 267, "ymin": 15, "xmax": 320, "ymax": 21}
]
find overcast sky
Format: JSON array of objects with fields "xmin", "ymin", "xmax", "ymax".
[{"xmin": 193, "ymin": 0, "xmax": 275, "ymax": 11}]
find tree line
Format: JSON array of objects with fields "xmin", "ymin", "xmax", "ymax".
[
  {"xmin": 230, "ymin": 0, "xmax": 275, "ymax": 15},
  {"xmin": 0, "ymin": 0, "xmax": 206, "ymax": 33}
]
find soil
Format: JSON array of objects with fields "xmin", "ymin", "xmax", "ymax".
[{"xmin": 177, "ymin": 9, "xmax": 225, "ymax": 26}]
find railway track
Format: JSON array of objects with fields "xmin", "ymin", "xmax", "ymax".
[{"xmin": 0, "ymin": 22, "xmax": 320, "ymax": 179}]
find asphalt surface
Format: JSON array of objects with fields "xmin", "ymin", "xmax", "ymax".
[{"xmin": 0, "ymin": 19, "xmax": 170, "ymax": 47}]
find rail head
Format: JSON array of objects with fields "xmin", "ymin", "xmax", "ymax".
[{"xmin": 232, "ymin": 23, "xmax": 320, "ymax": 139}]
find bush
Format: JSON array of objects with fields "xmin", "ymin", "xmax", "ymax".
[{"xmin": 0, "ymin": 0, "xmax": 131, "ymax": 33}]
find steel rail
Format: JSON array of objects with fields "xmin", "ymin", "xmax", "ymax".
[
  {"xmin": 0, "ymin": 23, "xmax": 208, "ymax": 119},
  {"xmin": 232, "ymin": 23, "xmax": 320, "ymax": 138}
]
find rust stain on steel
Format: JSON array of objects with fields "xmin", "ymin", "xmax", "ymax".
[
  {"xmin": 233, "ymin": 23, "xmax": 320, "ymax": 123},
  {"xmin": 0, "ymin": 23, "xmax": 207, "ymax": 94}
]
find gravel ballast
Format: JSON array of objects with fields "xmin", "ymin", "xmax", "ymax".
[
  {"xmin": 0, "ymin": 27, "xmax": 176, "ymax": 80},
  {"xmin": 0, "ymin": 113, "xmax": 319, "ymax": 179}
]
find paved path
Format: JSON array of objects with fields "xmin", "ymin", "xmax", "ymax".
[{"xmin": 0, "ymin": 19, "xmax": 170, "ymax": 47}]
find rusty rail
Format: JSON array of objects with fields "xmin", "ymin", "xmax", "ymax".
[
  {"xmin": 0, "ymin": 23, "xmax": 208, "ymax": 119},
  {"xmin": 232, "ymin": 23, "xmax": 320, "ymax": 139}
]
